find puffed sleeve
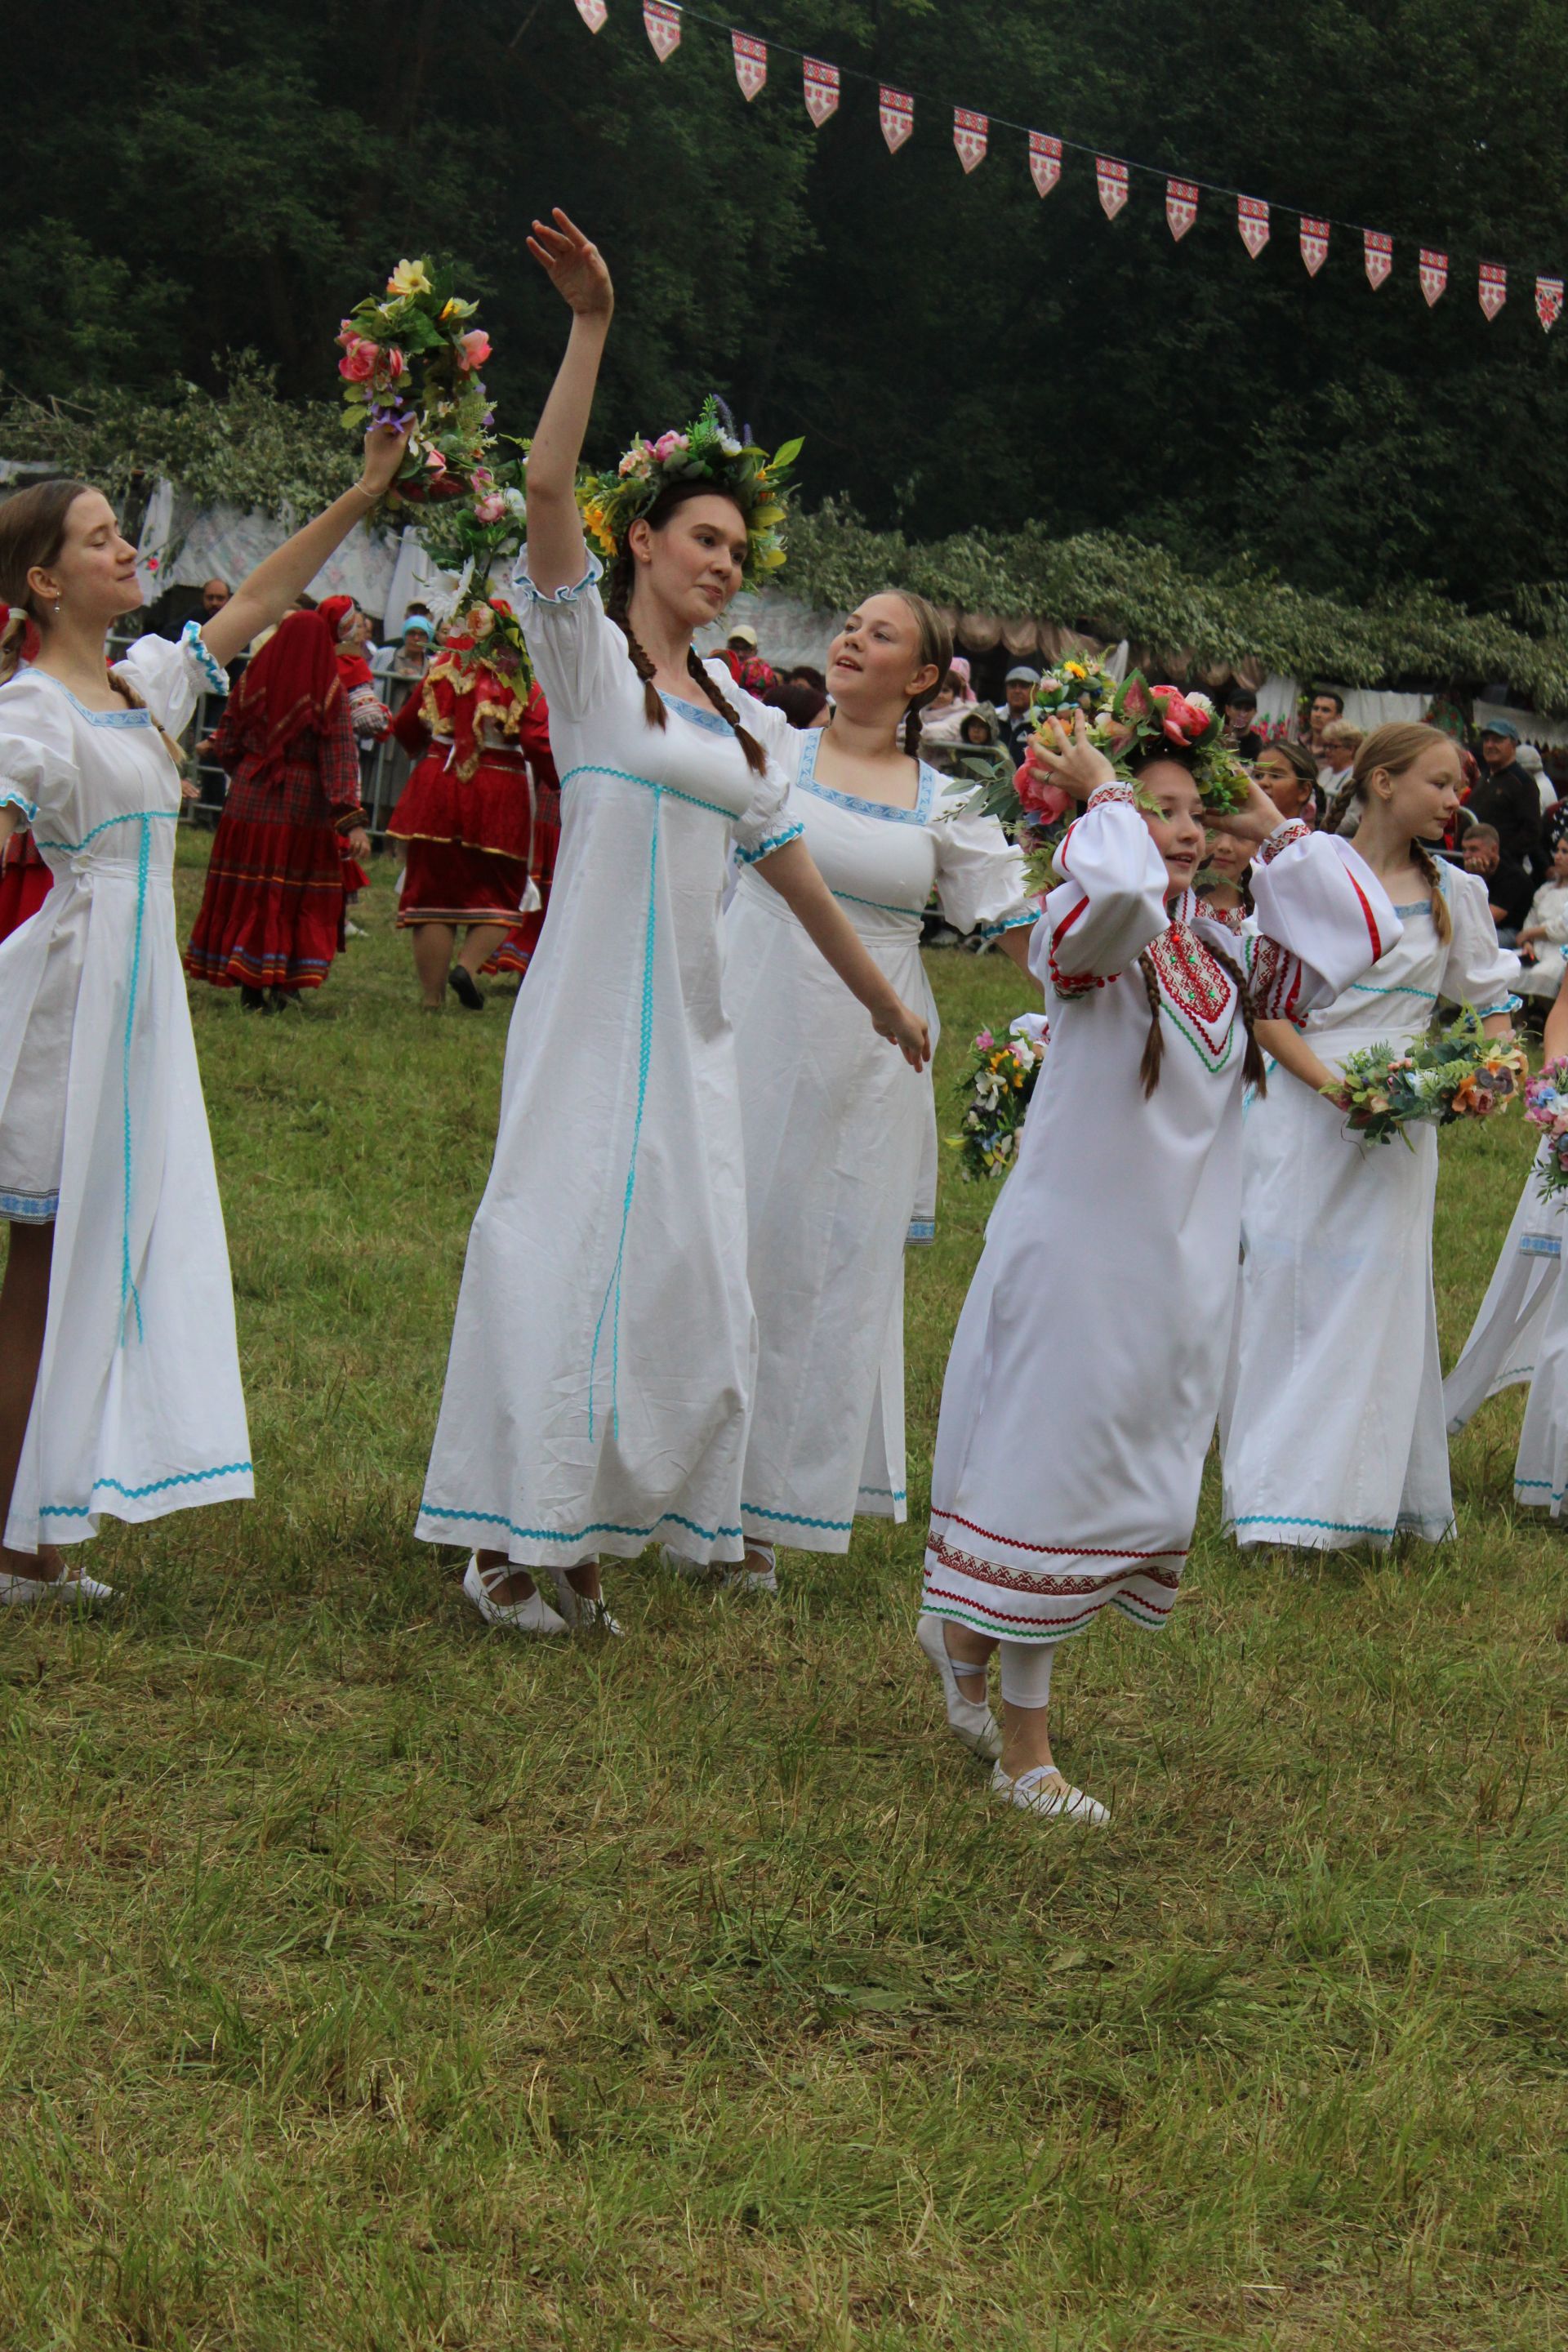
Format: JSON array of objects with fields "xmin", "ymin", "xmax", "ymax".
[
  {"xmin": 114, "ymin": 620, "xmax": 228, "ymax": 737},
  {"xmin": 1033, "ymin": 783, "xmax": 1169, "ymax": 996},
  {"xmin": 1439, "ymin": 864, "xmax": 1523, "ymax": 1014},
  {"xmin": 512, "ymin": 552, "xmax": 633, "ymax": 725},
  {"xmin": 929, "ymin": 775, "xmax": 1037, "ymax": 939},
  {"xmin": 1241, "ymin": 822, "xmax": 1402, "ymax": 1022},
  {"xmin": 0, "ymin": 678, "xmax": 79, "ymax": 831},
  {"xmin": 721, "ymin": 676, "xmax": 803, "ymax": 866}
]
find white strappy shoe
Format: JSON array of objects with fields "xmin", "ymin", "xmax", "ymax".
[
  {"xmin": 916, "ymin": 1612, "xmax": 1002, "ymax": 1762},
  {"xmin": 544, "ymin": 1567, "xmax": 624, "ymax": 1637},
  {"xmin": 990, "ymin": 1763, "xmax": 1109, "ymax": 1826},
  {"xmin": 1, "ymin": 1563, "xmax": 115, "ymax": 1610},
  {"xmin": 461, "ymin": 1557, "xmax": 568, "ymax": 1634}
]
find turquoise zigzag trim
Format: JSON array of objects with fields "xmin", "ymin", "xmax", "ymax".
[
  {"xmin": 742, "ymin": 1502, "xmax": 855, "ymax": 1531},
  {"xmin": 40, "ymin": 1461, "xmax": 253, "ymax": 1516},
  {"xmin": 420, "ymin": 1503, "xmax": 743, "ymax": 1545}
]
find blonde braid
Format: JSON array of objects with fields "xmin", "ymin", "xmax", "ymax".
[
  {"xmin": 1410, "ymin": 835, "xmax": 1454, "ymax": 944},
  {"xmin": 1324, "ymin": 774, "xmax": 1360, "ymax": 836}
]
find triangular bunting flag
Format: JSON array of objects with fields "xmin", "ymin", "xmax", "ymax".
[
  {"xmin": 803, "ymin": 57, "xmax": 839, "ymax": 127},
  {"xmin": 1300, "ymin": 218, "xmax": 1330, "ymax": 275},
  {"xmin": 574, "ymin": 0, "xmax": 608, "ymax": 29},
  {"xmin": 1419, "ymin": 249, "xmax": 1447, "ymax": 306},
  {"xmin": 1096, "ymin": 158, "xmax": 1129, "ymax": 219},
  {"xmin": 1538, "ymin": 276, "xmax": 1563, "ymax": 332},
  {"xmin": 879, "ymin": 87, "xmax": 913, "ymax": 154},
  {"xmin": 1165, "ymin": 179, "xmax": 1198, "ymax": 241},
  {"xmin": 643, "ymin": 0, "xmax": 679, "ymax": 60},
  {"xmin": 953, "ymin": 108, "xmax": 987, "ymax": 173},
  {"xmin": 1480, "ymin": 262, "xmax": 1508, "ymax": 320},
  {"xmin": 1238, "ymin": 195, "xmax": 1269, "ymax": 257},
  {"xmin": 1028, "ymin": 132, "xmax": 1062, "ymax": 198},
  {"xmin": 731, "ymin": 32, "xmax": 766, "ymax": 100},
  {"xmin": 1365, "ymin": 230, "xmax": 1392, "ymax": 289}
]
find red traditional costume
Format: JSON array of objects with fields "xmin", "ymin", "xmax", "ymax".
[
  {"xmin": 316, "ymin": 593, "xmax": 386, "ymax": 898},
  {"xmin": 0, "ymin": 831, "xmax": 51, "ymax": 942},
  {"xmin": 386, "ymin": 618, "xmax": 559, "ymax": 976},
  {"xmin": 185, "ymin": 610, "xmax": 366, "ymax": 993}
]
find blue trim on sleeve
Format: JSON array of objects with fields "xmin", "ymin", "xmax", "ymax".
[
  {"xmin": 511, "ymin": 552, "xmax": 604, "ymax": 606},
  {"xmin": 978, "ymin": 910, "xmax": 1039, "ymax": 938},
  {"xmin": 736, "ymin": 818, "xmax": 804, "ymax": 866},
  {"xmin": 0, "ymin": 787, "xmax": 38, "ymax": 823},
  {"xmin": 178, "ymin": 619, "xmax": 229, "ymax": 694}
]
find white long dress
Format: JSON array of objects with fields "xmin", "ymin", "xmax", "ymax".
[
  {"xmin": 725, "ymin": 728, "xmax": 1036, "ymax": 1552},
  {"xmin": 0, "ymin": 627, "xmax": 253, "ymax": 1551},
  {"xmin": 1443, "ymin": 1142, "xmax": 1566, "ymax": 1434},
  {"xmin": 923, "ymin": 789, "xmax": 1397, "ymax": 1646},
  {"xmin": 416, "ymin": 563, "xmax": 802, "ymax": 1569},
  {"xmin": 1222, "ymin": 869, "xmax": 1519, "ymax": 1551}
]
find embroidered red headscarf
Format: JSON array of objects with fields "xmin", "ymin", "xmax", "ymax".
[
  {"xmin": 317, "ymin": 594, "xmax": 375, "ymax": 693},
  {"xmin": 227, "ymin": 610, "xmax": 344, "ymax": 777}
]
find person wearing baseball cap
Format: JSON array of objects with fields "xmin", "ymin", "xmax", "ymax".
[
  {"xmin": 1000, "ymin": 664, "xmax": 1041, "ymax": 764},
  {"xmin": 723, "ymin": 621, "xmax": 776, "ymax": 697},
  {"xmin": 1472, "ymin": 715, "xmax": 1544, "ymax": 878}
]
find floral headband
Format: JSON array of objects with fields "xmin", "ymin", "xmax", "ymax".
[
  {"xmin": 441, "ymin": 593, "xmax": 532, "ymax": 683},
  {"xmin": 1019, "ymin": 670, "xmax": 1250, "ymax": 821},
  {"xmin": 576, "ymin": 397, "xmax": 801, "ymax": 590}
]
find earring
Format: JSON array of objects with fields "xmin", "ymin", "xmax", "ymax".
[{"xmin": 52, "ymin": 595, "xmax": 62, "ymax": 615}]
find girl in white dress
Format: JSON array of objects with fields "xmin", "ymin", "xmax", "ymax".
[
  {"xmin": 1446, "ymin": 960, "xmax": 1568, "ymax": 1503},
  {"xmin": 921, "ymin": 719, "xmax": 1398, "ymax": 1823},
  {"xmin": 724, "ymin": 592, "xmax": 1038, "ymax": 1588},
  {"xmin": 0, "ymin": 425, "xmax": 412, "ymax": 1603},
  {"xmin": 416, "ymin": 212, "xmax": 929, "ymax": 1635},
  {"xmin": 1223, "ymin": 725, "xmax": 1519, "ymax": 1555}
]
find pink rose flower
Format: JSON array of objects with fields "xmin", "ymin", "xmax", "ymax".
[
  {"xmin": 1014, "ymin": 751, "xmax": 1071, "ymax": 827},
  {"xmin": 457, "ymin": 329, "xmax": 492, "ymax": 372},
  {"xmin": 1151, "ymin": 686, "xmax": 1205, "ymax": 745},
  {"xmin": 335, "ymin": 319, "xmax": 357, "ymax": 350},
  {"xmin": 652, "ymin": 430, "xmax": 690, "ymax": 464},
  {"xmin": 474, "ymin": 492, "xmax": 506, "ymax": 524},
  {"xmin": 337, "ymin": 338, "xmax": 378, "ymax": 383},
  {"xmin": 425, "ymin": 448, "xmax": 448, "ymax": 475},
  {"xmin": 381, "ymin": 346, "xmax": 407, "ymax": 381},
  {"xmin": 975, "ymin": 1030, "xmax": 994, "ymax": 1050}
]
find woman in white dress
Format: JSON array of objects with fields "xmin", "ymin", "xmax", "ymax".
[
  {"xmin": 416, "ymin": 212, "xmax": 929, "ymax": 1635},
  {"xmin": 0, "ymin": 424, "xmax": 412, "ymax": 1603},
  {"xmin": 920, "ymin": 719, "xmax": 1398, "ymax": 1824},
  {"xmin": 1223, "ymin": 724, "xmax": 1520, "ymax": 1555},
  {"xmin": 724, "ymin": 591, "xmax": 1038, "ymax": 1590}
]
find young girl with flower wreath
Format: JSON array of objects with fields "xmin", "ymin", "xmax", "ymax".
[
  {"xmin": 0, "ymin": 423, "xmax": 411, "ymax": 1603},
  {"xmin": 1222, "ymin": 724, "xmax": 1520, "ymax": 1557},
  {"xmin": 724, "ymin": 590, "xmax": 1039, "ymax": 1592},
  {"xmin": 415, "ymin": 212, "xmax": 929, "ymax": 1636},
  {"xmin": 919, "ymin": 712, "xmax": 1399, "ymax": 1823}
]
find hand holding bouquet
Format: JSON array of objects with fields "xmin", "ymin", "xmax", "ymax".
[
  {"xmin": 950, "ymin": 1015, "xmax": 1049, "ymax": 1181},
  {"xmin": 1328, "ymin": 1008, "xmax": 1527, "ymax": 1147},
  {"xmin": 1524, "ymin": 1057, "xmax": 1568, "ymax": 1199}
]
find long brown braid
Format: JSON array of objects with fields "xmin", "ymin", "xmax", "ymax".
[
  {"xmin": 887, "ymin": 590, "xmax": 953, "ymax": 759},
  {"xmin": 1328, "ymin": 721, "xmax": 1454, "ymax": 943},
  {"xmin": 604, "ymin": 483, "xmax": 767, "ymax": 777}
]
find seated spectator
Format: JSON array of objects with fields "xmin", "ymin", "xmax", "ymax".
[
  {"xmin": 381, "ymin": 608, "xmax": 437, "ymax": 681},
  {"xmin": 947, "ymin": 655, "xmax": 978, "ymax": 702},
  {"xmin": 1463, "ymin": 822, "xmax": 1533, "ymax": 947},
  {"xmin": 1223, "ymin": 684, "xmax": 1263, "ymax": 761},
  {"xmin": 1253, "ymin": 739, "xmax": 1321, "ymax": 829},
  {"xmin": 1306, "ymin": 686, "xmax": 1344, "ymax": 762},
  {"xmin": 919, "ymin": 702, "xmax": 1011, "ymax": 790},
  {"xmin": 724, "ymin": 624, "xmax": 777, "ymax": 697},
  {"xmin": 1514, "ymin": 836, "xmax": 1568, "ymax": 1000},
  {"xmin": 1000, "ymin": 665, "xmax": 1041, "ymax": 765},
  {"xmin": 1318, "ymin": 718, "xmax": 1363, "ymax": 804},
  {"xmin": 1515, "ymin": 739, "xmax": 1557, "ymax": 814},
  {"xmin": 1472, "ymin": 719, "xmax": 1545, "ymax": 878},
  {"xmin": 764, "ymin": 678, "xmax": 829, "ymax": 729}
]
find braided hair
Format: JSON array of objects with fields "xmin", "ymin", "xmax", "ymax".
[
  {"xmin": 604, "ymin": 479, "xmax": 767, "ymax": 777},
  {"xmin": 1130, "ymin": 743, "xmax": 1267, "ymax": 1100},
  {"xmin": 887, "ymin": 590, "xmax": 954, "ymax": 759},
  {"xmin": 1327, "ymin": 722, "xmax": 1453, "ymax": 944}
]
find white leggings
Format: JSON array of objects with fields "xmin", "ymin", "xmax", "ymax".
[{"xmin": 997, "ymin": 1640, "xmax": 1057, "ymax": 1710}]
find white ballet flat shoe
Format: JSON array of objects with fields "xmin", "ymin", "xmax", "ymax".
[
  {"xmin": 990, "ymin": 1762, "xmax": 1109, "ymax": 1826},
  {"xmin": 723, "ymin": 1552, "xmax": 778, "ymax": 1596},
  {"xmin": 462, "ymin": 1557, "xmax": 568, "ymax": 1634},
  {"xmin": 1, "ymin": 1565, "xmax": 115, "ymax": 1610},
  {"xmin": 916, "ymin": 1613, "xmax": 1003, "ymax": 1762},
  {"xmin": 544, "ymin": 1567, "xmax": 624, "ymax": 1637}
]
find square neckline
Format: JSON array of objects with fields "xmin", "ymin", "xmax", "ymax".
[
  {"xmin": 28, "ymin": 666, "xmax": 149, "ymax": 728},
  {"xmin": 796, "ymin": 723, "xmax": 936, "ymax": 824}
]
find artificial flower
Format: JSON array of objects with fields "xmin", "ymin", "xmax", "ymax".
[
  {"xmin": 457, "ymin": 329, "xmax": 492, "ymax": 373},
  {"xmin": 388, "ymin": 258, "xmax": 433, "ymax": 299}
]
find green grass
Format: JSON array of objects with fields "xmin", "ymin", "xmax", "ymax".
[{"xmin": 2, "ymin": 835, "xmax": 1565, "ymax": 2350}]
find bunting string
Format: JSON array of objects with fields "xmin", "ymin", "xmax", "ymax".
[{"xmin": 569, "ymin": 0, "xmax": 1567, "ymax": 330}]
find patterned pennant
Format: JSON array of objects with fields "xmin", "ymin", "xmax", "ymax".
[
  {"xmin": 1238, "ymin": 195, "xmax": 1270, "ymax": 258},
  {"xmin": 1538, "ymin": 275, "xmax": 1563, "ymax": 332},
  {"xmin": 879, "ymin": 86, "xmax": 913, "ymax": 154},
  {"xmin": 1165, "ymin": 179, "xmax": 1198, "ymax": 241},
  {"xmin": 1096, "ymin": 158, "xmax": 1129, "ymax": 219},
  {"xmin": 953, "ymin": 108, "xmax": 987, "ymax": 173},
  {"xmin": 803, "ymin": 57, "xmax": 839, "ymax": 127},
  {"xmin": 643, "ymin": 0, "xmax": 679, "ymax": 60},
  {"xmin": 574, "ymin": 0, "xmax": 608, "ymax": 29},
  {"xmin": 1300, "ymin": 217, "xmax": 1330, "ymax": 275},
  {"xmin": 732, "ymin": 32, "xmax": 766, "ymax": 100},
  {"xmin": 1480, "ymin": 262, "xmax": 1508, "ymax": 320},
  {"xmin": 1364, "ymin": 230, "xmax": 1392, "ymax": 289},
  {"xmin": 1419, "ymin": 249, "xmax": 1447, "ymax": 306},
  {"xmin": 1028, "ymin": 132, "xmax": 1062, "ymax": 198}
]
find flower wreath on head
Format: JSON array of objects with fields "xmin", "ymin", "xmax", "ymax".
[
  {"xmin": 576, "ymin": 397, "xmax": 802, "ymax": 591},
  {"xmin": 417, "ymin": 594, "xmax": 536, "ymax": 781},
  {"xmin": 1013, "ymin": 669, "xmax": 1250, "ymax": 829}
]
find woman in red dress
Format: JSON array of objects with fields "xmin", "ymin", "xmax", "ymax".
[
  {"xmin": 185, "ymin": 610, "xmax": 369, "ymax": 1008},
  {"xmin": 385, "ymin": 593, "xmax": 558, "ymax": 1009}
]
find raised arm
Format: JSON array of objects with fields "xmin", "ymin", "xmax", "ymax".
[
  {"xmin": 200, "ymin": 422, "xmax": 412, "ymax": 670},
  {"xmin": 523, "ymin": 211, "xmax": 615, "ymax": 597}
]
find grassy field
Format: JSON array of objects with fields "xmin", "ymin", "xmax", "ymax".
[{"xmin": 2, "ymin": 835, "xmax": 1565, "ymax": 2352}]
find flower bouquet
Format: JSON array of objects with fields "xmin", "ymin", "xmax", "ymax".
[
  {"xmin": 443, "ymin": 592, "xmax": 532, "ymax": 687},
  {"xmin": 948, "ymin": 1014, "xmax": 1049, "ymax": 1181},
  {"xmin": 1328, "ymin": 1007, "xmax": 1528, "ymax": 1147},
  {"xmin": 1524, "ymin": 1057, "xmax": 1568, "ymax": 1200},
  {"xmin": 336, "ymin": 258, "xmax": 495, "ymax": 510},
  {"xmin": 415, "ymin": 445, "xmax": 530, "ymax": 581}
]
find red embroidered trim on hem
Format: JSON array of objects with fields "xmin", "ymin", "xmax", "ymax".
[
  {"xmin": 930, "ymin": 1508, "xmax": 1187, "ymax": 1561},
  {"xmin": 923, "ymin": 1581, "xmax": 1177, "ymax": 1630}
]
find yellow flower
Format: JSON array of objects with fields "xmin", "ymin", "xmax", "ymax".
[{"xmin": 387, "ymin": 258, "xmax": 433, "ymax": 299}]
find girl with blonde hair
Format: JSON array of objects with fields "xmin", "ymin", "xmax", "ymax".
[{"xmin": 1223, "ymin": 724, "xmax": 1520, "ymax": 1553}]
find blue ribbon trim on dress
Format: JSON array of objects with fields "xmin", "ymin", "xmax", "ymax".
[
  {"xmin": 420, "ymin": 1503, "xmax": 744, "ymax": 1546},
  {"xmin": 742, "ymin": 1502, "xmax": 856, "ymax": 1532},
  {"xmin": 40, "ymin": 1462, "xmax": 253, "ymax": 1517},
  {"xmin": 586, "ymin": 783, "xmax": 661, "ymax": 1443}
]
